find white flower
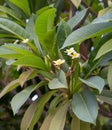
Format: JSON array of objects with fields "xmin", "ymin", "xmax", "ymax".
[
  {"xmin": 65, "ymin": 47, "xmax": 75, "ymax": 55},
  {"xmin": 22, "ymin": 38, "xmax": 29, "ymax": 43},
  {"xmin": 71, "ymin": 52, "xmax": 80, "ymax": 59},
  {"xmin": 53, "ymin": 59, "xmax": 65, "ymax": 66}
]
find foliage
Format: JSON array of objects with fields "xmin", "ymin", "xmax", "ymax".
[{"xmin": 0, "ymin": 0, "xmax": 112, "ymax": 130}]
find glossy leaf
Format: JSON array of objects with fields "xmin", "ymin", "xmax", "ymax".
[
  {"xmin": 9, "ymin": 0, "xmax": 31, "ymax": 16},
  {"xmin": 48, "ymin": 78, "xmax": 67, "ymax": 89},
  {"xmin": 0, "ymin": 17, "xmax": 29, "ymax": 39},
  {"xmin": 79, "ymin": 76, "xmax": 105, "ymax": 93},
  {"xmin": 72, "ymin": 90, "xmax": 98, "ymax": 124},
  {"xmin": 95, "ymin": 39, "xmax": 112, "ymax": 60},
  {"xmin": 108, "ymin": 62, "xmax": 112, "ymax": 91},
  {"xmin": 49, "ymin": 101, "xmax": 69, "ymax": 130},
  {"xmin": 62, "ymin": 22, "xmax": 112, "ymax": 49},
  {"xmin": 67, "ymin": 8, "xmax": 88, "ymax": 29},
  {"xmin": 35, "ymin": 8, "xmax": 56, "ymax": 42},
  {"xmin": 13, "ymin": 55, "xmax": 47, "ymax": 71}
]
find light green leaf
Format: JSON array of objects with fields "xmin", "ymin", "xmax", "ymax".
[
  {"xmin": 67, "ymin": 8, "xmax": 88, "ymax": 29},
  {"xmin": 95, "ymin": 39, "xmax": 112, "ymax": 60},
  {"xmin": 13, "ymin": 55, "xmax": 47, "ymax": 71},
  {"xmin": 79, "ymin": 76, "xmax": 105, "ymax": 93},
  {"xmin": 9, "ymin": 0, "xmax": 31, "ymax": 16},
  {"xmin": 4, "ymin": 43, "xmax": 32, "ymax": 55},
  {"xmin": 72, "ymin": 90, "xmax": 98, "ymax": 124},
  {"xmin": 0, "ymin": 17, "xmax": 29, "ymax": 39},
  {"xmin": 48, "ymin": 78, "xmax": 67, "ymax": 89},
  {"xmin": 58, "ymin": 70, "xmax": 67, "ymax": 86},
  {"xmin": 108, "ymin": 62, "xmax": 112, "ymax": 91},
  {"xmin": 80, "ymin": 121, "xmax": 91, "ymax": 130},
  {"xmin": 11, "ymin": 81, "xmax": 46, "ymax": 115},
  {"xmin": 62, "ymin": 22, "xmax": 112, "ymax": 49},
  {"xmin": 35, "ymin": 8, "xmax": 56, "ymax": 42},
  {"xmin": 0, "ymin": 79, "xmax": 19, "ymax": 98},
  {"xmin": 18, "ymin": 69, "xmax": 37, "ymax": 87},
  {"xmin": 49, "ymin": 101, "xmax": 69, "ymax": 130},
  {"xmin": 0, "ymin": 46, "xmax": 23, "ymax": 59},
  {"xmin": 70, "ymin": 0, "xmax": 81, "ymax": 8}
]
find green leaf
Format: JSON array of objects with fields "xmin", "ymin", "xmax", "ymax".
[
  {"xmin": 13, "ymin": 55, "xmax": 47, "ymax": 71},
  {"xmin": 21, "ymin": 91, "xmax": 56, "ymax": 130},
  {"xmin": 49, "ymin": 101, "xmax": 70, "ymax": 130},
  {"xmin": 72, "ymin": 90, "xmax": 98, "ymax": 124},
  {"xmin": 79, "ymin": 76, "xmax": 105, "ymax": 93},
  {"xmin": 108, "ymin": 62, "xmax": 112, "ymax": 91},
  {"xmin": 25, "ymin": 14, "xmax": 43, "ymax": 55},
  {"xmin": 11, "ymin": 81, "xmax": 46, "ymax": 115},
  {"xmin": 70, "ymin": 0, "xmax": 81, "ymax": 8},
  {"xmin": 71, "ymin": 115, "xmax": 91, "ymax": 130},
  {"xmin": 0, "ymin": 5, "xmax": 25, "ymax": 26},
  {"xmin": 0, "ymin": 79, "xmax": 19, "ymax": 98},
  {"xmin": 35, "ymin": 8, "xmax": 56, "ymax": 42},
  {"xmin": 62, "ymin": 22, "xmax": 112, "ymax": 49},
  {"xmin": 92, "ymin": 11, "xmax": 112, "ymax": 23},
  {"xmin": 58, "ymin": 70, "xmax": 67, "ymax": 86},
  {"xmin": 18, "ymin": 69, "xmax": 37, "ymax": 87},
  {"xmin": 67, "ymin": 8, "xmax": 88, "ymax": 29},
  {"xmin": 4, "ymin": 43, "xmax": 32, "ymax": 55},
  {"xmin": 9, "ymin": 0, "xmax": 31, "ymax": 16},
  {"xmin": 48, "ymin": 78, "xmax": 67, "ymax": 89},
  {"xmin": 0, "ymin": 46, "xmax": 23, "ymax": 59},
  {"xmin": 57, "ymin": 20, "xmax": 71, "ymax": 48},
  {"xmin": 95, "ymin": 39, "xmax": 112, "ymax": 60},
  {"xmin": 71, "ymin": 115, "xmax": 80, "ymax": 130},
  {"xmin": 0, "ymin": 17, "xmax": 29, "ymax": 39}
]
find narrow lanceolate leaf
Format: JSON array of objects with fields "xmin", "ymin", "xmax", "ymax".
[
  {"xmin": 21, "ymin": 91, "xmax": 56, "ymax": 130},
  {"xmin": 49, "ymin": 101, "xmax": 70, "ymax": 130},
  {"xmin": 13, "ymin": 55, "xmax": 47, "ymax": 71},
  {"xmin": 18, "ymin": 69, "xmax": 37, "ymax": 87},
  {"xmin": 92, "ymin": 11, "xmax": 112, "ymax": 24},
  {"xmin": 0, "ymin": 79, "xmax": 19, "ymax": 98},
  {"xmin": 72, "ymin": 90, "xmax": 98, "ymax": 124},
  {"xmin": 0, "ymin": 18, "xmax": 29, "ymax": 39},
  {"xmin": 4, "ymin": 43, "xmax": 32, "ymax": 55},
  {"xmin": 67, "ymin": 8, "xmax": 88, "ymax": 29},
  {"xmin": 70, "ymin": 0, "xmax": 81, "ymax": 8},
  {"xmin": 0, "ymin": 5, "xmax": 25, "ymax": 25},
  {"xmin": 48, "ymin": 78, "xmax": 67, "ymax": 89},
  {"xmin": 11, "ymin": 81, "xmax": 46, "ymax": 115},
  {"xmin": 62, "ymin": 22, "xmax": 112, "ymax": 49},
  {"xmin": 95, "ymin": 39, "xmax": 112, "ymax": 60},
  {"xmin": 79, "ymin": 76, "xmax": 105, "ymax": 93},
  {"xmin": 108, "ymin": 62, "xmax": 112, "ymax": 91}
]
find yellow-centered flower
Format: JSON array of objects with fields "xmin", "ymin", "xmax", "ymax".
[
  {"xmin": 53, "ymin": 59, "xmax": 65, "ymax": 66},
  {"xmin": 65, "ymin": 47, "xmax": 75, "ymax": 55},
  {"xmin": 71, "ymin": 52, "xmax": 80, "ymax": 59},
  {"xmin": 22, "ymin": 38, "xmax": 29, "ymax": 43}
]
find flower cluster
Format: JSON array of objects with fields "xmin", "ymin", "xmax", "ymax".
[
  {"xmin": 53, "ymin": 48, "xmax": 80, "ymax": 66},
  {"xmin": 65, "ymin": 47, "xmax": 80, "ymax": 59}
]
